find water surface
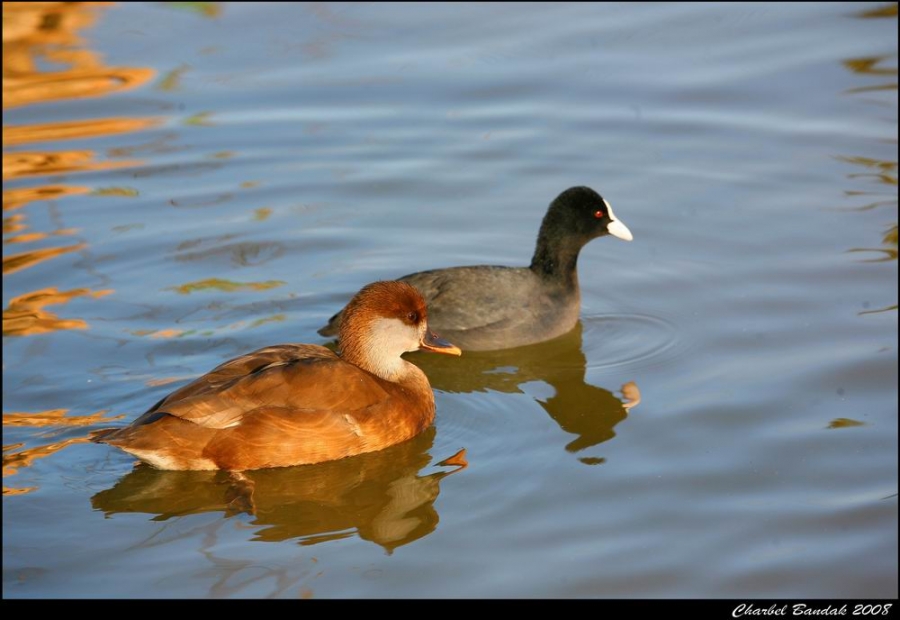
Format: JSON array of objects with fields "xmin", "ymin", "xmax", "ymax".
[{"xmin": 3, "ymin": 1, "xmax": 897, "ymax": 598}]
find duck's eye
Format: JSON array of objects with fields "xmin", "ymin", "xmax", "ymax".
[
  {"xmin": 593, "ymin": 210, "xmax": 605, "ymax": 219},
  {"xmin": 407, "ymin": 311, "xmax": 418, "ymax": 323}
]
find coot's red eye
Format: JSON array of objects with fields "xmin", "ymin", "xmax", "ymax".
[{"xmin": 594, "ymin": 210, "xmax": 605, "ymax": 219}]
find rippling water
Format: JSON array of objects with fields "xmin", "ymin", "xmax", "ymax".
[{"xmin": 3, "ymin": 2, "xmax": 897, "ymax": 598}]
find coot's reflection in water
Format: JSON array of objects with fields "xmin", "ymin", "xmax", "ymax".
[
  {"xmin": 413, "ymin": 322, "xmax": 641, "ymax": 464},
  {"xmin": 91, "ymin": 427, "xmax": 464, "ymax": 553}
]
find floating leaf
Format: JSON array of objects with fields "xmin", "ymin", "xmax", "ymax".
[
  {"xmin": 828, "ymin": 418, "xmax": 866, "ymax": 429},
  {"xmin": 184, "ymin": 111, "xmax": 214, "ymax": 127},
  {"xmin": 162, "ymin": 2, "xmax": 222, "ymax": 18},
  {"xmin": 157, "ymin": 64, "xmax": 191, "ymax": 92},
  {"xmin": 166, "ymin": 278, "xmax": 286, "ymax": 294},
  {"xmin": 250, "ymin": 314, "xmax": 286, "ymax": 328},
  {"xmin": 92, "ymin": 186, "xmax": 139, "ymax": 197}
]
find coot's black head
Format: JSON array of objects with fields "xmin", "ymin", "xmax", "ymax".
[
  {"xmin": 542, "ymin": 186, "xmax": 632, "ymax": 243},
  {"xmin": 530, "ymin": 186, "xmax": 633, "ymax": 280}
]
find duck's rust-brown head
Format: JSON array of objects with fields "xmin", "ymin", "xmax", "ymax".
[{"xmin": 339, "ymin": 281, "xmax": 460, "ymax": 379}]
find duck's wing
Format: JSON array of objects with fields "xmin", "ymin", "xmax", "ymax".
[{"xmin": 138, "ymin": 344, "xmax": 390, "ymax": 430}]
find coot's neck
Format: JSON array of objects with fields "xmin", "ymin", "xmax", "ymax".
[{"xmin": 529, "ymin": 221, "xmax": 587, "ymax": 291}]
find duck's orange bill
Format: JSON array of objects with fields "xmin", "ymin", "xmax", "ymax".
[{"xmin": 420, "ymin": 329, "xmax": 462, "ymax": 356}]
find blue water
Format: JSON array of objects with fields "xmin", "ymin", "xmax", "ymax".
[{"xmin": 3, "ymin": 2, "xmax": 897, "ymax": 598}]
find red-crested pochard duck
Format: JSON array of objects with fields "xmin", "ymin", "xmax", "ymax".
[
  {"xmin": 318, "ymin": 186, "xmax": 633, "ymax": 351},
  {"xmin": 94, "ymin": 281, "xmax": 461, "ymax": 471}
]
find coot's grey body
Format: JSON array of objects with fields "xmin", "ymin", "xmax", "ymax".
[
  {"xmin": 392, "ymin": 265, "xmax": 579, "ymax": 351},
  {"xmin": 318, "ymin": 186, "xmax": 632, "ymax": 351}
]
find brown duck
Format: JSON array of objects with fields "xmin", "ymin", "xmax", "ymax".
[{"xmin": 93, "ymin": 281, "xmax": 461, "ymax": 471}]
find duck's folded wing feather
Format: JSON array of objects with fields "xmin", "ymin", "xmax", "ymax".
[{"xmin": 141, "ymin": 344, "xmax": 390, "ymax": 430}]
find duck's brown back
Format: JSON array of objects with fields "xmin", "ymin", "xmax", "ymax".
[{"xmin": 95, "ymin": 344, "xmax": 436, "ymax": 470}]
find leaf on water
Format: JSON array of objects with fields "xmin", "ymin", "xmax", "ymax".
[
  {"xmin": 828, "ymin": 418, "xmax": 866, "ymax": 429},
  {"xmin": 166, "ymin": 278, "xmax": 286, "ymax": 294},
  {"xmin": 855, "ymin": 4, "xmax": 897, "ymax": 18},
  {"xmin": 183, "ymin": 111, "xmax": 214, "ymax": 126},
  {"xmin": 249, "ymin": 314, "xmax": 286, "ymax": 328},
  {"xmin": 91, "ymin": 187, "xmax": 139, "ymax": 197},
  {"xmin": 157, "ymin": 64, "xmax": 191, "ymax": 92},
  {"xmin": 162, "ymin": 2, "xmax": 222, "ymax": 18},
  {"xmin": 253, "ymin": 207, "xmax": 272, "ymax": 221}
]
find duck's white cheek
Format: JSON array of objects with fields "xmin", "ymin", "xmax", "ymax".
[{"xmin": 369, "ymin": 318, "xmax": 420, "ymax": 355}]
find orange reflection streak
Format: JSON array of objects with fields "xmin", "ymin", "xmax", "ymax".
[
  {"xmin": 2, "ymin": 3, "xmax": 155, "ymax": 110},
  {"xmin": 6, "ymin": 228, "xmax": 79, "ymax": 244},
  {"xmin": 3, "ymin": 213, "xmax": 26, "ymax": 234},
  {"xmin": 3, "ymin": 117, "xmax": 160, "ymax": 147},
  {"xmin": 2, "ymin": 286, "xmax": 113, "ymax": 335},
  {"xmin": 2, "ymin": 243, "xmax": 87, "ymax": 275},
  {"xmin": 3, "ymin": 150, "xmax": 137, "ymax": 180},
  {"xmin": 2, "ymin": 185, "xmax": 91, "ymax": 211},
  {"xmin": 3, "ymin": 408, "xmax": 123, "ymax": 428},
  {"xmin": 2, "ymin": 406, "xmax": 124, "ymax": 494},
  {"xmin": 2, "ymin": 437, "xmax": 91, "ymax": 495}
]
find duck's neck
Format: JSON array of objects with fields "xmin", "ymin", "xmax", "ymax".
[
  {"xmin": 340, "ymin": 320, "xmax": 429, "ymax": 387},
  {"xmin": 529, "ymin": 228, "xmax": 586, "ymax": 291}
]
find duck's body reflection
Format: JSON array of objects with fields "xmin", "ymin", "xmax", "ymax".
[
  {"xmin": 92, "ymin": 427, "xmax": 461, "ymax": 553},
  {"xmin": 412, "ymin": 322, "xmax": 640, "ymax": 463}
]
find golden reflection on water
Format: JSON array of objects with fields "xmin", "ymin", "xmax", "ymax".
[
  {"xmin": 2, "ymin": 437, "xmax": 88, "ymax": 496},
  {"xmin": 2, "ymin": 243, "xmax": 88, "ymax": 275},
  {"xmin": 2, "ymin": 2, "xmax": 154, "ymax": 109},
  {"xmin": 3, "ymin": 117, "xmax": 159, "ymax": 147},
  {"xmin": 2, "ymin": 408, "xmax": 125, "ymax": 494},
  {"xmin": 2, "ymin": 185, "xmax": 91, "ymax": 210},
  {"xmin": 91, "ymin": 427, "xmax": 464, "ymax": 553},
  {"xmin": 3, "ymin": 408, "xmax": 123, "ymax": 428},
  {"xmin": 841, "ymin": 4, "xmax": 897, "ymax": 316},
  {"xmin": 1, "ymin": 3, "xmax": 162, "ymax": 497},
  {"xmin": 2, "ymin": 149, "xmax": 138, "ymax": 179},
  {"xmin": 3, "ymin": 286, "xmax": 112, "ymax": 335},
  {"xmin": 2, "ymin": 2, "xmax": 158, "ymax": 338}
]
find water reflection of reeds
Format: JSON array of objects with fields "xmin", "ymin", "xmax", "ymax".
[
  {"xmin": 2, "ymin": 2, "xmax": 156, "ymax": 339},
  {"xmin": 2, "ymin": 2, "xmax": 158, "ymax": 495},
  {"xmin": 842, "ymin": 3, "xmax": 898, "ymax": 315}
]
